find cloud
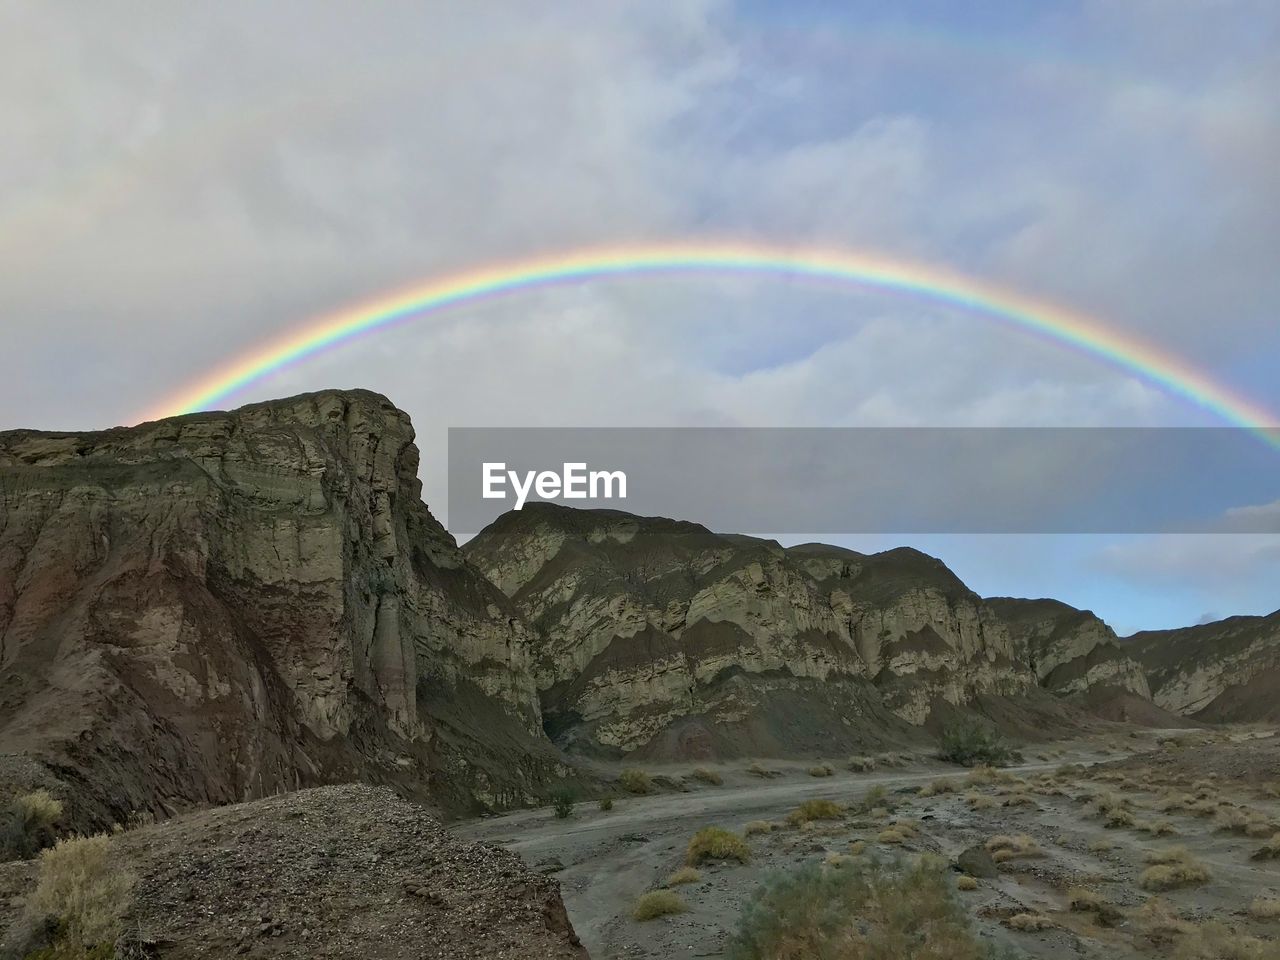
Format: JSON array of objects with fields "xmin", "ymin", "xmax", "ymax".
[{"xmin": 1094, "ymin": 534, "xmax": 1280, "ymax": 588}]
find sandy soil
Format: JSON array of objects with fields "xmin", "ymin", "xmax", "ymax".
[{"xmin": 455, "ymin": 733, "xmax": 1280, "ymax": 960}]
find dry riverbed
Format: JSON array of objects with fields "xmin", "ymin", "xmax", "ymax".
[{"xmin": 455, "ymin": 730, "xmax": 1280, "ymax": 960}]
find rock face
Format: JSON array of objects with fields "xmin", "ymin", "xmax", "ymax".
[
  {"xmin": 464, "ymin": 505, "xmax": 1137, "ymax": 758},
  {"xmin": 1128, "ymin": 611, "xmax": 1280, "ymax": 721},
  {"xmin": 985, "ymin": 598, "xmax": 1151, "ymax": 701},
  {"xmin": 0, "ymin": 390, "xmax": 565, "ymax": 827}
]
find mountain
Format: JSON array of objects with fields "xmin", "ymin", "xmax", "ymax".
[
  {"xmin": 0, "ymin": 390, "xmax": 566, "ymax": 829},
  {"xmin": 1128, "ymin": 610, "xmax": 1280, "ymax": 721},
  {"xmin": 464, "ymin": 504, "xmax": 1142, "ymax": 758}
]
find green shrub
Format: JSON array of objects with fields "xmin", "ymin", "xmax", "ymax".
[
  {"xmin": 551, "ymin": 787, "xmax": 575, "ymax": 819},
  {"xmin": 21, "ymin": 834, "xmax": 133, "ymax": 955},
  {"xmin": 599, "ymin": 797, "xmax": 614, "ymax": 812},
  {"xmin": 725, "ymin": 855, "xmax": 996, "ymax": 959},
  {"xmin": 619, "ymin": 769, "xmax": 651, "ymax": 794},
  {"xmin": 633, "ymin": 890, "xmax": 688, "ymax": 921},
  {"xmin": 937, "ymin": 719, "xmax": 1016, "ymax": 767},
  {"xmin": 687, "ymin": 826, "xmax": 751, "ymax": 866},
  {"xmin": 1, "ymin": 790, "xmax": 64, "ymax": 861}
]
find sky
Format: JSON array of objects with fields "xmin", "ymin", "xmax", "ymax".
[{"xmin": 1, "ymin": 1, "xmax": 1277, "ymax": 634}]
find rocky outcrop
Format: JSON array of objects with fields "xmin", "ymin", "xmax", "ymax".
[
  {"xmin": 1128, "ymin": 611, "xmax": 1280, "ymax": 720},
  {"xmin": 985, "ymin": 597, "xmax": 1151, "ymax": 700},
  {"xmin": 465, "ymin": 506, "xmax": 1099, "ymax": 757},
  {"xmin": 0, "ymin": 390, "xmax": 566, "ymax": 827}
]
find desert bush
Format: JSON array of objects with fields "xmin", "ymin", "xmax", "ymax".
[
  {"xmin": 855, "ymin": 784, "xmax": 891, "ymax": 815},
  {"xmin": 746, "ymin": 762, "xmax": 781, "ymax": 779},
  {"xmin": 985, "ymin": 834, "xmax": 1042, "ymax": 862},
  {"xmin": 964, "ymin": 791, "xmax": 997, "ymax": 811},
  {"xmin": 919, "ymin": 777, "xmax": 960, "ymax": 798},
  {"xmin": 1006, "ymin": 913, "xmax": 1054, "ymax": 932},
  {"xmin": 937, "ymin": 720, "xmax": 1016, "ymax": 768},
  {"xmin": 956, "ymin": 875, "xmax": 979, "ymax": 891},
  {"xmin": 1253, "ymin": 833, "xmax": 1280, "ymax": 861},
  {"xmin": 1248, "ymin": 896, "xmax": 1280, "ymax": 919},
  {"xmin": 1139, "ymin": 848, "xmax": 1211, "ymax": 891},
  {"xmin": 1088, "ymin": 837, "xmax": 1116, "ymax": 853},
  {"xmin": 964, "ymin": 765, "xmax": 1010, "ymax": 787},
  {"xmin": 691, "ymin": 768, "xmax": 724, "ymax": 786},
  {"xmin": 599, "ymin": 797, "xmax": 614, "ymax": 812},
  {"xmin": 744, "ymin": 820, "xmax": 772, "ymax": 836},
  {"xmin": 550, "ymin": 786, "xmax": 575, "ymax": 819},
  {"xmin": 0, "ymin": 790, "xmax": 64, "ymax": 861},
  {"xmin": 1002, "ymin": 792, "xmax": 1037, "ymax": 808},
  {"xmin": 808, "ymin": 765, "xmax": 834, "ymax": 778},
  {"xmin": 1137, "ymin": 897, "xmax": 1195, "ymax": 945},
  {"xmin": 1171, "ymin": 921, "xmax": 1280, "ymax": 960},
  {"xmin": 724, "ymin": 854, "xmax": 996, "ymax": 960},
  {"xmin": 21, "ymin": 834, "xmax": 134, "ymax": 954},
  {"xmin": 1068, "ymin": 887, "xmax": 1123, "ymax": 926},
  {"xmin": 687, "ymin": 827, "xmax": 751, "ymax": 866},
  {"xmin": 848, "ymin": 756, "xmax": 876, "ymax": 772},
  {"xmin": 877, "ymin": 828, "xmax": 905, "ymax": 844},
  {"xmin": 619, "ymin": 769, "xmax": 651, "ymax": 794},
  {"xmin": 848, "ymin": 840, "xmax": 866, "ymax": 855},
  {"xmin": 667, "ymin": 867, "xmax": 700, "ymax": 886},
  {"xmin": 786, "ymin": 799, "xmax": 843, "ymax": 827},
  {"xmin": 633, "ymin": 890, "xmax": 687, "ymax": 921},
  {"xmin": 1136, "ymin": 819, "xmax": 1178, "ymax": 837}
]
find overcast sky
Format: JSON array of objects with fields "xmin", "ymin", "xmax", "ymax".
[{"xmin": 2, "ymin": 1, "xmax": 1277, "ymax": 632}]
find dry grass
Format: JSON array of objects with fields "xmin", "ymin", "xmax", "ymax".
[
  {"xmin": 956, "ymin": 875, "xmax": 979, "ymax": 891},
  {"xmin": 1002, "ymin": 792, "xmax": 1037, "ymax": 808},
  {"xmin": 1169, "ymin": 921, "xmax": 1280, "ymax": 959},
  {"xmin": 985, "ymin": 833, "xmax": 1043, "ymax": 861},
  {"xmin": 786, "ymin": 799, "xmax": 844, "ymax": 827},
  {"xmin": 633, "ymin": 890, "xmax": 688, "ymax": 921},
  {"xmin": 687, "ymin": 826, "xmax": 751, "ymax": 866},
  {"xmin": 746, "ymin": 762, "xmax": 781, "ymax": 780},
  {"xmin": 1068, "ymin": 886, "xmax": 1123, "ymax": 926},
  {"xmin": 1248, "ymin": 896, "xmax": 1280, "ymax": 919},
  {"xmin": 1088, "ymin": 837, "xmax": 1116, "ymax": 853},
  {"xmin": 876, "ymin": 828, "xmax": 906, "ymax": 844},
  {"xmin": 1, "ymin": 789, "xmax": 65, "ymax": 861},
  {"xmin": 847, "ymin": 840, "xmax": 866, "ymax": 855},
  {"xmin": 667, "ymin": 867, "xmax": 701, "ymax": 886},
  {"xmin": 808, "ymin": 764, "xmax": 834, "ymax": 778},
  {"xmin": 619, "ymin": 768, "xmax": 652, "ymax": 794},
  {"xmin": 918, "ymin": 777, "xmax": 960, "ymax": 797},
  {"xmin": 725, "ymin": 854, "xmax": 990, "ymax": 959},
  {"xmin": 855, "ymin": 784, "xmax": 892, "ymax": 815},
  {"xmin": 23, "ymin": 833, "xmax": 134, "ymax": 952},
  {"xmin": 743, "ymin": 820, "xmax": 773, "ymax": 837},
  {"xmin": 1253, "ymin": 833, "xmax": 1280, "ymax": 861},
  {"xmin": 1006, "ymin": 913, "xmax": 1054, "ymax": 932},
  {"xmin": 964, "ymin": 791, "xmax": 997, "ymax": 811},
  {"xmin": 847, "ymin": 756, "xmax": 877, "ymax": 772},
  {"xmin": 1139, "ymin": 847, "xmax": 1211, "ymax": 891},
  {"xmin": 691, "ymin": 768, "xmax": 724, "ymax": 786}
]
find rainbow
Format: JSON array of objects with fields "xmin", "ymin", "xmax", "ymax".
[{"xmin": 140, "ymin": 241, "xmax": 1280, "ymax": 440}]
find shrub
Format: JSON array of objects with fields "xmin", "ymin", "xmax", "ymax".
[
  {"xmin": 965, "ymin": 792, "xmax": 997, "ymax": 811},
  {"xmin": 848, "ymin": 840, "xmax": 866, "ymax": 855},
  {"xmin": 919, "ymin": 777, "xmax": 960, "ymax": 798},
  {"xmin": 633, "ymin": 890, "xmax": 687, "ymax": 921},
  {"xmin": 786, "ymin": 799, "xmax": 843, "ymax": 827},
  {"xmin": 1068, "ymin": 887, "xmax": 1123, "ymax": 926},
  {"xmin": 1088, "ymin": 837, "xmax": 1116, "ymax": 853},
  {"xmin": 808, "ymin": 765, "xmax": 834, "ymax": 778},
  {"xmin": 1006, "ymin": 913, "xmax": 1054, "ymax": 932},
  {"xmin": 1139, "ymin": 848, "xmax": 1211, "ymax": 891},
  {"xmin": 985, "ymin": 834, "xmax": 1042, "ymax": 861},
  {"xmin": 599, "ymin": 797, "xmax": 614, "ymax": 812},
  {"xmin": 691, "ymin": 768, "xmax": 724, "ymax": 786},
  {"xmin": 725, "ymin": 855, "xmax": 994, "ymax": 960},
  {"xmin": 1249, "ymin": 896, "xmax": 1280, "ymax": 919},
  {"xmin": 22, "ymin": 834, "xmax": 134, "ymax": 953},
  {"xmin": 848, "ymin": 756, "xmax": 876, "ymax": 772},
  {"xmin": 619, "ymin": 769, "xmax": 651, "ymax": 794},
  {"xmin": 855, "ymin": 784, "xmax": 891, "ymax": 815},
  {"xmin": 1, "ymin": 790, "xmax": 64, "ymax": 861},
  {"xmin": 1252, "ymin": 833, "xmax": 1280, "ymax": 861},
  {"xmin": 937, "ymin": 720, "xmax": 1015, "ymax": 768},
  {"xmin": 667, "ymin": 867, "xmax": 701, "ymax": 886},
  {"xmin": 1171, "ymin": 921, "xmax": 1278, "ymax": 959},
  {"xmin": 550, "ymin": 786, "xmax": 575, "ymax": 819},
  {"xmin": 956, "ymin": 875, "xmax": 979, "ymax": 891},
  {"xmin": 744, "ymin": 820, "xmax": 772, "ymax": 836},
  {"xmin": 877, "ymin": 828, "xmax": 905, "ymax": 844},
  {"xmin": 687, "ymin": 827, "xmax": 751, "ymax": 866},
  {"xmin": 746, "ymin": 762, "xmax": 780, "ymax": 779}
]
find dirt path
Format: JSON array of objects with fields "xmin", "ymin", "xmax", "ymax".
[
  {"xmin": 454, "ymin": 759, "xmax": 1061, "ymax": 958},
  {"xmin": 454, "ymin": 739, "xmax": 1280, "ymax": 960}
]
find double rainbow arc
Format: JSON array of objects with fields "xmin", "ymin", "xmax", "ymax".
[{"xmin": 140, "ymin": 241, "xmax": 1280, "ymax": 442}]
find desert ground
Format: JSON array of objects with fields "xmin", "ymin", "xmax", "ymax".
[{"xmin": 457, "ymin": 727, "xmax": 1280, "ymax": 960}]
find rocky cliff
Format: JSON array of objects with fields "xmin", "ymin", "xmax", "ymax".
[
  {"xmin": 1128, "ymin": 610, "xmax": 1280, "ymax": 721},
  {"xmin": 464, "ymin": 505, "xmax": 1139, "ymax": 758},
  {"xmin": 0, "ymin": 390, "xmax": 566, "ymax": 828}
]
